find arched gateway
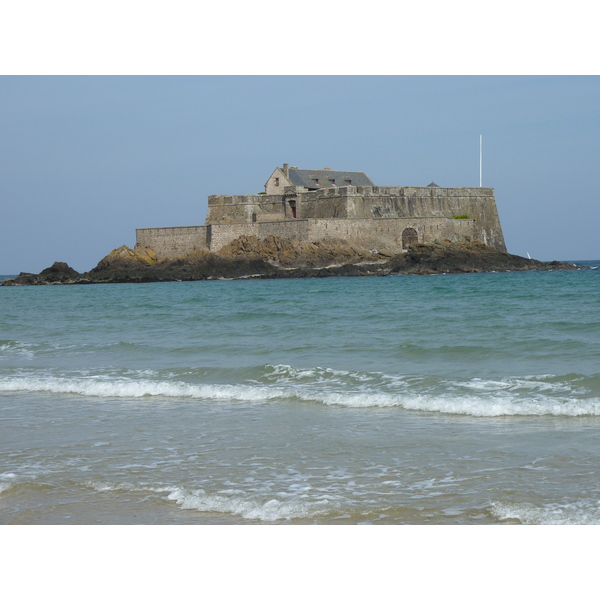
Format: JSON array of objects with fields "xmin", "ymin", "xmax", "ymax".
[{"xmin": 402, "ymin": 227, "xmax": 418, "ymax": 250}]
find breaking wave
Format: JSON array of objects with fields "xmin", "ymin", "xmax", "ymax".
[
  {"xmin": 1, "ymin": 364, "xmax": 599, "ymax": 417},
  {"xmin": 0, "ymin": 376, "xmax": 282, "ymax": 403},
  {"xmin": 166, "ymin": 488, "xmax": 338, "ymax": 522},
  {"xmin": 88, "ymin": 481, "xmax": 338, "ymax": 522},
  {"xmin": 0, "ymin": 472, "xmax": 23, "ymax": 497},
  {"xmin": 490, "ymin": 500, "xmax": 600, "ymax": 525},
  {"xmin": 0, "ymin": 340, "xmax": 36, "ymax": 359},
  {"xmin": 0, "ymin": 481, "xmax": 16, "ymax": 496}
]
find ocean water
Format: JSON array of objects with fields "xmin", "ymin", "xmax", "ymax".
[{"xmin": 1, "ymin": 262, "xmax": 599, "ymax": 525}]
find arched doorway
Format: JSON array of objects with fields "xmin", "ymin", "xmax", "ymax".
[
  {"xmin": 288, "ymin": 200, "xmax": 297, "ymax": 218},
  {"xmin": 283, "ymin": 191, "xmax": 298, "ymax": 219},
  {"xmin": 402, "ymin": 227, "xmax": 418, "ymax": 250}
]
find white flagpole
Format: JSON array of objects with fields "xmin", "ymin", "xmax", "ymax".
[{"xmin": 479, "ymin": 134, "xmax": 482, "ymax": 187}]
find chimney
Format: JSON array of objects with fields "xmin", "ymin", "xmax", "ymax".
[{"xmin": 283, "ymin": 163, "xmax": 289, "ymax": 178}]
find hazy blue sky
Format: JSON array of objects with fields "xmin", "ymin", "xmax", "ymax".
[{"xmin": 1, "ymin": 75, "xmax": 598, "ymax": 273}]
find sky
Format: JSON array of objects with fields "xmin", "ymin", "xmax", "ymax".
[
  {"xmin": 1, "ymin": 75, "xmax": 599, "ymax": 274},
  {"xmin": 1, "ymin": 4, "xmax": 599, "ymax": 593}
]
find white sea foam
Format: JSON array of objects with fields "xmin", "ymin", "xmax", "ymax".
[
  {"xmin": 0, "ymin": 376, "xmax": 282, "ymax": 403},
  {"xmin": 0, "ymin": 341, "xmax": 35, "ymax": 359},
  {"xmin": 490, "ymin": 500, "xmax": 600, "ymax": 525},
  {"xmin": 1, "ymin": 370, "xmax": 599, "ymax": 417},
  {"xmin": 393, "ymin": 394, "xmax": 600, "ymax": 417},
  {"xmin": 87, "ymin": 480, "xmax": 337, "ymax": 521},
  {"xmin": 303, "ymin": 386, "xmax": 600, "ymax": 417},
  {"xmin": 0, "ymin": 482, "xmax": 15, "ymax": 495},
  {"xmin": 88, "ymin": 481, "xmax": 174, "ymax": 494},
  {"xmin": 262, "ymin": 363, "xmax": 375, "ymax": 384},
  {"xmin": 0, "ymin": 473, "xmax": 18, "ymax": 496},
  {"xmin": 166, "ymin": 488, "xmax": 337, "ymax": 521},
  {"xmin": 458, "ymin": 376, "xmax": 580, "ymax": 395}
]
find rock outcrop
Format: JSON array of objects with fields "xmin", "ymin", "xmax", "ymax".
[
  {"xmin": 217, "ymin": 235, "xmax": 380, "ymax": 268},
  {"xmin": 93, "ymin": 245, "xmax": 161, "ymax": 269},
  {"xmin": 4, "ymin": 261, "xmax": 81, "ymax": 285},
  {"xmin": 1, "ymin": 238, "xmax": 581, "ymax": 286},
  {"xmin": 386, "ymin": 241, "xmax": 574, "ymax": 274}
]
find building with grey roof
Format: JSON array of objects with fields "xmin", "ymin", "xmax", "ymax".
[
  {"xmin": 265, "ymin": 164, "xmax": 375, "ymax": 194},
  {"xmin": 136, "ymin": 163, "xmax": 507, "ymax": 259}
]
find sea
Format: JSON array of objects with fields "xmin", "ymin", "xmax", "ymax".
[{"xmin": 1, "ymin": 261, "xmax": 599, "ymax": 526}]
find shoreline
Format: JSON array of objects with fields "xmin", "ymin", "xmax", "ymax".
[{"xmin": 1, "ymin": 239, "xmax": 583, "ymax": 287}]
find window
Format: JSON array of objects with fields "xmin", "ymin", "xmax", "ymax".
[
  {"xmin": 275, "ymin": 177, "xmax": 280, "ymax": 187},
  {"xmin": 345, "ymin": 179, "xmax": 352, "ymax": 185}
]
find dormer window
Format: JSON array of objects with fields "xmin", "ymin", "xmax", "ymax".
[{"xmin": 345, "ymin": 179, "xmax": 352, "ymax": 185}]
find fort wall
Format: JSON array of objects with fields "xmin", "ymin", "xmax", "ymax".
[
  {"xmin": 208, "ymin": 220, "xmax": 311, "ymax": 251},
  {"xmin": 347, "ymin": 186, "xmax": 504, "ymax": 251},
  {"xmin": 306, "ymin": 217, "xmax": 477, "ymax": 252},
  {"xmin": 207, "ymin": 194, "xmax": 288, "ymax": 224},
  {"xmin": 136, "ymin": 217, "xmax": 477, "ymax": 256},
  {"xmin": 136, "ymin": 185, "xmax": 505, "ymax": 259},
  {"xmin": 205, "ymin": 186, "xmax": 504, "ymax": 251},
  {"xmin": 136, "ymin": 226, "xmax": 208, "ymax": 259}
]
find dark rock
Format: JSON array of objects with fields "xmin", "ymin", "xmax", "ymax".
[
  {"xmin": 2, "ymin": 262, "xmax": 80, "ymax": 285},
  {"xmin": 386, "ymin": 241, "xmax": 579, "ymax": 275},
  {"xmin": 39, "ymin": 261, "xmax": 80, "ymax": 282},
  {"xmin": 1, "ymin": 240, "xmax": 582, "ymax": 286}
]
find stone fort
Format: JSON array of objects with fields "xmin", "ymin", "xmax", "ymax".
[{"xmin": 135, "ymin": 164, "xmax": 506, "ymax": 258}]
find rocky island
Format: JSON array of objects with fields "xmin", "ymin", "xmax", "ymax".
[
  {"xmin": 0, "ymin": 165, "xmax": 583, "ymax": 286},
  {"xmin": 1, "ymin": 237, "xmax": 580, "ymax": 286}
]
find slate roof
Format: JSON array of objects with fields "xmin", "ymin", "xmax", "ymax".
[{"xmin": 287, "ymin": 169, "xmax": 374, "ymax": 189}]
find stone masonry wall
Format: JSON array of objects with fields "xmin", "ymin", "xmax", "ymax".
[
  {"xmin": 207, "ymin": 194, "xmax": 287, "ymax": 224},
  {"xmin": 136, "ymin": 216, "xmax": 479, "ymax": 258},
  {"xmin": 136, "ymin": 185, "xmax": 504, "ymax": 259},
  {"xmin": 208, "ymin": 217, "xmax": 476, "ymax": 253},
  {"xmin": 208, "ymin": 220, "xmax": 311, "ymax": 252},
  {"xmin": 136, "ymin": 226, "xmax": 208, "ymax": 259},
  {"xmin": 205, "ymin": 186, "xmax": 505, "ymax": 251},
  {"xmin": 207, "ymin": 187, "xmax": 355, "ymax": 224},
  {"xmin": 347, "ymin": 187, "xmax": 505, "ymax": 251},
  {"xmin": 307, "ymin": 218, "xmax": 477, "ymax": 251}
]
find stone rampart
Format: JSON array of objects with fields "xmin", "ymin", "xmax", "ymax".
[
  {"xmin": 346, "ymin": 187, "xmax": 504, "ymax": 251},
  {"xmin": 136, "ymin": 216, "xmax": 480, "ymax": 258},
  {"xmin": 208, "ymin": 220, "xmax": 311, "ymax": 252},
  {"xmin": 205, "ymin": 186, "xmax": 505, "ymax": 251},
  {"xmin": 207, "ymin": 217, "xmax": 476, "ymax": 253},
  {"xmin": 136, "ymin": 184, "xmax": 504, "ymax": 259},
  {"xmin": 207, "ymin": 194, "xmax": 288, "ymax": 224},
  {"xmin": 136, "ymin": 226, "xmax": 208, "ymax": 259},
  {"xmin": 307, "ymin": 217, "xmax": 476, "ymax": 251}
]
